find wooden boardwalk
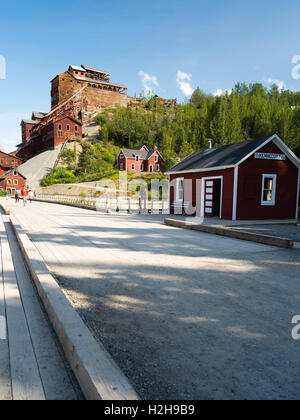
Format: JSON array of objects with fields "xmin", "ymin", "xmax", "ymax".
[{"xmin": 0, "ymin": 213, "xmax": 83, "ymax": 400}]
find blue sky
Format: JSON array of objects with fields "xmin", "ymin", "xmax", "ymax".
[{"xmin": 0, "ymin": 0, "xmax": 300, "ymax": 149}]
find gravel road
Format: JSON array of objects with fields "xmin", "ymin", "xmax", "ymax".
[{"xmin": 4, "ymin": 200, "xmax": 300, "ymax": 400}]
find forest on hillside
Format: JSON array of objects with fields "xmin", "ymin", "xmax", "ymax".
[
  {"xmin": 43, "ymin": 82, "xmax": 300, "ymax": 187},
  {"xmin": 96, "ymin": 82, "xmax": 300, "ymax": 170}
]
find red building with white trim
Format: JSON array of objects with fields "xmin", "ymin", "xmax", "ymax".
[
  {"xmin": 166, "ymin": 135, "xmax": 300, "ymax": 221},
  {"xmin": 117, "ymin": 145, "xmax": 163, "ymax": 173},
  {"xmin": 0, "ymin": 169, "xmax": 26, "ymax": 194}
]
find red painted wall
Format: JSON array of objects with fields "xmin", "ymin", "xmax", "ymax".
[
  {"xmin": 170, "ymin": 168, "xmax": 235, "ymax": 219},
  {"xmin": 117, "ymin": 150, "xmax": 163, "ymax": 173},
  {"xmin": 0, "ymin": 152, "xmax": 22, "ymax": 169},
  {"xmin": 0, "ymin": 172, "xmax": 26, "ymax": 191},
  {"xmin": 53, "ymin": 118, "xmax": 82, "ymax": 147},
  {"xmin": 237, "ymin": 141, "xmax": 298, "ymax": 220},
  {"xmin": 146, "ymin": 152, "xmax": 163, "ymax": 172}
]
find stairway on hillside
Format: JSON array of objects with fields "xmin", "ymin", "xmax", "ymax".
[
  {"xmin": 18, "ymin": 145, "xmax": 64, "ymax": 193},
  {"xmin": 82, "ymin": 121, "xmax": 100, "ymax": 141}
]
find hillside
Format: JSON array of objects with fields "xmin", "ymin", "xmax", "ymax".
[
  {"xmin": 41, "ymin": 82, "xmax": 300, "ymax": 191},
  {"xmin": 96, "ymin": 83, "xmax": 300, "ymax": 169}
]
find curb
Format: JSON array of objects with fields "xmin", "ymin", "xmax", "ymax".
[
  {"xmin": 9, "ymin": 214, "xmax": 139, "ymax": 401},
  {"xmin": 0, "ymin": 203, "xmax": 10, "ymax": 215},
  {"xmin": 164, "ymin": 218, "xmax": 294, "ymax": 249}
]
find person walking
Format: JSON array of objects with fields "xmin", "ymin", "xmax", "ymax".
[
  {"xmin": 21, "ymin": 187, "xmax": 28, "ymax": 206},
  {"xmin": 15, "ymin": 188, "xmax": 20, "ymax": 203},
  {"xmin": 28, "ymin": 190, "xmax": 34, "ymax": 203}
]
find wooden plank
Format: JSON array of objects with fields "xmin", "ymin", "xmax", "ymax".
[{"xmin": 0, "ymin": 215, "xmax": 45, "ymax": 400}]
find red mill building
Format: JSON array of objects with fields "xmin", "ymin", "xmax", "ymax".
[{"xmin": 17, "ymin": 65, "xmax": 128, "ymax": 160}]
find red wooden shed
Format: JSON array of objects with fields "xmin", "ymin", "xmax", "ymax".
[{"xmin": 166, "ymin": 135, "xmax": 300, "ymax": 221}]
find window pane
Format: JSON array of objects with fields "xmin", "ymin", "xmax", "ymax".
[
  {"xmin": 264, "ymin": 178, "xmax": 273, "ymax": 190},
  {"xmin": 264, "ymin": 190, "xmax": 273, "ymax": 201}
]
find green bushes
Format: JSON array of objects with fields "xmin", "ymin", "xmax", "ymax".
[{"xmin": 42, "ymin": 167, "xmax": 76, "ymax": 187}]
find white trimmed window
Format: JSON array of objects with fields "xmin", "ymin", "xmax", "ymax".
[
  {"xmin": 154, "ymin": 155, "xmax": 158, "ymax": 162},
  {"xmin": 120, "ymin": 153, "xmax": 124, "ymax": 159},
  {"xmin": 136, "ymin": 156, "xmax": 139, "ymax": 162},
  {"xmin": 176, "ymin": 178, "xmax": 184, "ymax": 202},
  {"xmin": 156, "ymin": 164, "xmax": 160, "ymax": 172},
  {"xmin": 13, "ymin": 179, "xmax": 18, "ymax": 185},
  {"xmin": 261, "ymin": 174, "xmax": 277, "ymax": 206},
  {"xmin": 140, "ymin": 164, "xmax": 144, "ymax": 171},
  {"xmin": 131, "ymin": 163, "xmax": 135, "ymax": 171}
]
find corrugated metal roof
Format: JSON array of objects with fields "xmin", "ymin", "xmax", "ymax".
[
  {"xmin": 70, "ymin": 65, "xmax": 86, "ymax": 72},
  {"xmin": 74, "ymin": 76, "xmax": 127, "ymax": 89},
  {"xmin": 32, "ymin": 112, "xmax": 47, "ymax": 119},
  {"xmin": 81, "ymin": 65, "xmax": 110, "ymax": 75},
  {"xmin": 167, "ymin": 137, "xmax": 272, "ymax": 173},
  {"xmin": 21, "ymin": 120, "xmax": 40, "ymax": 125}
]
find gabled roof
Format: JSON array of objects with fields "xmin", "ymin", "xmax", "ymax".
[
  {"xmin": 54, "ymin": 115, "xmax": 82, "ymax": 125},
  {"xmin": 120, "ymin": 146, "xmax": 163, "ymax": 161},
  {"xmin": 21, "ymin": 120, "xmax": 40, "ymax": 125},
  {"xmin": 166, "ymin": 135, "xmax": 300, "ymax": 174},
  {"xmin": 0, "ymin": 149, "xmax": 22, "ymax": 160},
  {"xmin": 32, "ymin": 112, "xmax": 47, "ymax": 120},
  {"xmin": 0, "ymin": 169, "xmax": 26, "ymax": 181},
  {"xmin": 120, "ymin": 148, "xmax": 149, "ymax": 160}
]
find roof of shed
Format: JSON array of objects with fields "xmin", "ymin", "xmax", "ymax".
[{"xmin": 166, "ymin": 136, "xmax": 275, "ymax": 173}]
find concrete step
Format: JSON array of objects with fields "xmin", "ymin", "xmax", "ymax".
[{"xmin": 0, "ymin": 215, "xmax": 84, "ymax": 400}]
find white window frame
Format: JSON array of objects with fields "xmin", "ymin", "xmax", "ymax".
[
  {"xmin": 154, "ymin": 155, "xmax": 158, "ymax": 162},
  {"xmin": 261, "ymin": 174, "xmax": 277, "ymax": 206},
  {"xmin": 119, "ymin": 153, "xmax": 124, "ymax": 159},
  {"xmin": 136, "ymin": 156, "xmax": 139, "ymax": 162},
  {"xmin": 176, "ymin": 177, "xmax": 184, "ymax": 202},
  {"xmin": 131, "ymin": 163, "xmax": 135, "ymax": 171},
  {"xmin": 140, "ymin": 164, "xmax": 144, "ymax": 171},
  {"xmin": 156, "ymin": 164, "xmax": 160, "ymax": 172}
]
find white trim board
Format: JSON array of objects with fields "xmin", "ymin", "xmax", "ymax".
[
  {"xmin": 200, "ymin": 176, "xmax": 223, "ymax": 218},
  {"xmin": 165, "ymin": 135, "xmax": 300, "ymax": 176}
]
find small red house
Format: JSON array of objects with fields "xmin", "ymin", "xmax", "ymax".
[
  {"xmin": 0, "ymin": 169, "xmax": 27, "ymax": 194},
  {"xmin": 166, "ymin": 135, "xmax": 300, "ymax": 221},
  {"xmin": 117, "ymin": 145, "xmax": 163, "ymax": 173}
]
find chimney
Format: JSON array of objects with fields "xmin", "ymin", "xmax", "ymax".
[{"xmin": 208, "ymin": 139, "xmax": 213, "ymax": 149}]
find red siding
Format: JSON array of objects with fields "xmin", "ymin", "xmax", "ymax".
[
  {"xmin": 170, "ymin": 168, "xmax": 235, "ymax": 219},
  {"xmin": 117, "ymin": 149, "xmax": 163, "ymax": 173},
  {"xmin": 0, "ymin": 172, "xmax": 26, "ymax": 192},
  {"xmin": 237, "ymin": 141, "xmax": 298, "ymax": 220},
  {"xmin": 0, "ymin": 152, "xmax": 22, "ymax": 169}
]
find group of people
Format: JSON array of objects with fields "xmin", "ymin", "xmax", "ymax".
[{"xmin": 14, "ymin": 188, "xmax": 35, "ymax": 206}]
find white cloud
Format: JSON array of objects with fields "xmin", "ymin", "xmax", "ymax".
[
  {"xmin": 0, "ymin": 112, "xmax": 25, "ymax": 150},
  {"xmin": 213, "ymin": 88, "xmax": 233, "ymax": 97},
  {"xmin": 138, "ymin": 71, "xmax": 159, "ymax": 95},
  {"xmin": 176, "ymin": 71, "xmax": 194, "ymax": 96},
  {"xmin": 291, "ymin": 55, "xmax": 300, "ymax": 80},
  {"xmin": 266, "ymin": 78, "xmax": 286, "ymax": 91}
]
